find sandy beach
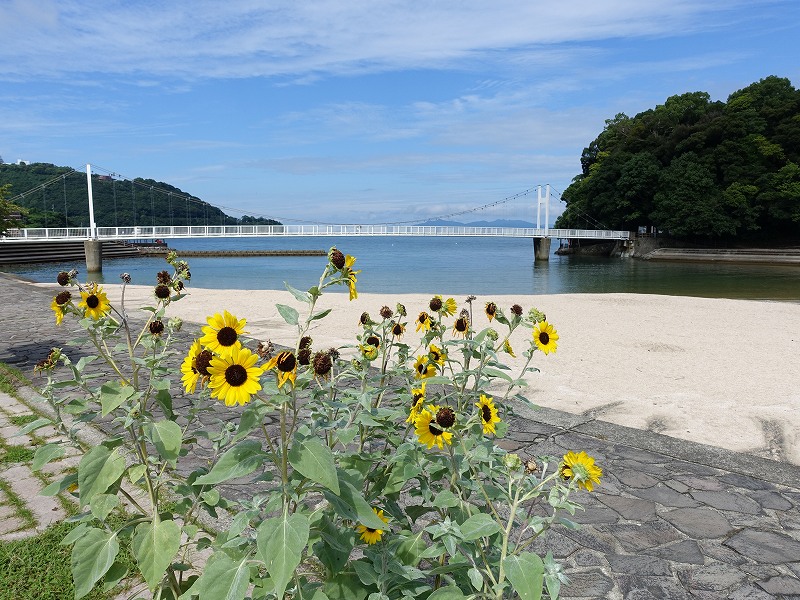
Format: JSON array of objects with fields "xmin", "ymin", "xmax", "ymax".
[{"xmin": 50, "ymin": 282, "xmax": 800, "ymax": 465}]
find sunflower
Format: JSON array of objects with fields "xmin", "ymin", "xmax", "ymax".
[
  {"xmin": 200, "ymin": 311, "xmax": 247, "ymax": 357},
  {"xmin": 452, "ymin": 316, "xmax": 469, "ymax": 338},
  {"xmin": 406, "ymin": 382, "xmax": 426, "ymax": 423},
  {"xmin": 207, "ymin": 345, "xmax": 265, "ymax": 406},
  {"xmin": 180, "ymin": 340, "xmax": 205, "ymax": 394},
  {"xmin": 414, "ymin": 406, "xmax": 453, "ymax": 449},
  {"xmin": 360, "ymin": 343, "xmax": 379, "ymax": 361},
  {"xmin": 78, "ymin": 283, "xmax": 110, "ymax": 320},
  {"xmin": 50, "ymin": 291, "xmax": 71, "ymax": 326},
  {"xmin": 265, "ymin": 350, "xmax": 298, "ymax": 388},
  {"xmin": 533, "ymin": 320, "xmax": 559, "ymax": 355},
  {"xmin": 442, "ymin": 297, "xmax": 457, "ymax": 317},
  {"xmin": 416, "ymin": 312, "xmax": 431, "ymax": 333},
  {"xmin": 560, "ymin": 451, "xmax": 602, "ymax": 492},
  {"xmin": 356, "ymin": 508, "xmax": 390, "ymax": 545},
  {"xmin": 428, "ymin": 344, "xmax": 447, "ymax": 367},
  {"xmin": 390, "ymin": 321, "xmax": 406, "ymax": 338},
  {"xmin": 344, "ymin": 255, "xmax": 360, "ymax": 301},
  {"xmin": 502, "ymin": 339, "xmax": 516, "ymax": 358},
  {"xmin": 485, "ymin": 302, "xmax": 497, "ymax": 322},
  {"xmin": 475, "ymin": 394, "xmax": 501, "ymax": 435},
  {"xmin": 413, "ymin": 355, "xmax": 436, "ymax": 379}
]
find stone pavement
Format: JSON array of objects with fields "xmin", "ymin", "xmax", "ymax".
[{"xmin": 1, "ymin": 271, "xmax": 800, "ymax": 599}]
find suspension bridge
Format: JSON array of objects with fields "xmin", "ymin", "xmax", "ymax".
[{"xmin": 1, "ymin": 164, "xmax": 631, "ymax": 268}]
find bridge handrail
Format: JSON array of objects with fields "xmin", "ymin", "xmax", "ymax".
[{"xmin": 1, "ymin": 225, "xmax": 632, "ymax": 241}]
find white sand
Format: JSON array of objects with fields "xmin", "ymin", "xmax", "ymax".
[{"xmin": 48, "ymin": 282, "xmax": 800, "ymax": 464}]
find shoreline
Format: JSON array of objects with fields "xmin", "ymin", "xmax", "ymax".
[{"xmin": 34, "ymin": 281, "xmax": 800, "ymax": 465}]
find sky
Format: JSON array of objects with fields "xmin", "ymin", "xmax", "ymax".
[{"xmin": 1, "ymin": 1, "xmax": 798, "ymax": 225}]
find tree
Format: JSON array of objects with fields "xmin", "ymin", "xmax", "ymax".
[{"xmin": 0, "ymin": 183, "xmax": 26, "ymax": 235}]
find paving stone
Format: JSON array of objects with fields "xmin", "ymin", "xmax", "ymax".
[
  {"xmin": 719, "ymin": 473, "xmax": 775, "ymax": 491},
  {"xmin": 596, "ymin": 493, "xmax": 657, "ymax": 522},
  {"xmin": 789, "ymin": 562, "xmax": 800, "ymax": 578},
  {"xmin": 572, "ymin": 549, "xmax": 606, "ymax": 567},
  {"xmin": 560, "ymin": 526, "xmax": 618, "ymax": 554},
  {"xmin": 748, "ymin": 489, "xmax": 794, "ymax": 511},
  {"xmin": 729, "ymin": 584, "xmax": 778, "ymax": 599},
  {"xmin": 0, "ymin": 528, "xmax": 37, "ymax": 541},
  {"xmin": 559, "ymin": 568, "xmax": 615, "ymax": 598},
  {"xmin": 697, "ymin": 540, "xmax": 749, "ymax": 566},
  {"xmin": 570, "ymin": 505, "xmax": 620, "ymax": 525},
  {"xmin": 614, "ymin": 459, "xmax": 671, "ymax": 477},
  {"xmin": 643, "ymin": 540, "xmax": 705, "ymax": 565},
  {"xmin": 676, "ymin": 562, "xmax": 747, "ymax": 591},
  {"xmin": 673, "ymin": 474, "xmax": 725, "ymax": 491},
  {"xmin": 0, "ymin": 515, "xmax": 26, "ymax": 535},
  {"xmin": 740, "ymin": 564, "xmax": 783, "ymax": 579},
  {"xmin": 724, "ymin": 530, "xmax": 800, "ymax": 564},
  {"xmin": 690, "ymin": 490, "xmax": 763, "ymax": 515},
  {"xmin": 665, "ymin": 479, "xmax": 690, "ymax": 494},
  {"xmin": 526, "ymin": 529, "xmax": 582, "ymax": 559},
  {"xmin": 614, "ymin": 470, "xmax": 660, "ymax": 489},
  {"xmin": 0, "ymin": 505, "xmax": 16, "ymax": 519},
  {"xmin": 614, "ymin": 575, "xmax": 689, "ymax": 599},
  {"xmin": 607, "ymin": 554, "xmax": 672, "ymax": 576},
  {"xmin": 756, "ymin": 575, "xmax": 800, "ymax": 595},
  {"xmin": 664, "ymin": 461, "xmax": 720, "ymax": 477},
  {"xmin": 661, "ymin": 507, "xmax": 734, "ymax": 538},
  {"xmin": 628, "ymin": 483, "xmax": 701, "ymax": 508},
  {"xmin": 606, "ymin": 519, "xmax": 682, "ymax": 552}
]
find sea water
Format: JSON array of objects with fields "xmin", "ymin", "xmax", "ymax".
[{"xmin": 3, "ymin": 236, "xmax": 799, "ymax": 300}]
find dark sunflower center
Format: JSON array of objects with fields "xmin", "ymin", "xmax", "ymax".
[
  {"xmin": 539, "ymin": 332, "xmax": 550, "ymax": 345},
  {"xmin": 196, "ymin": 350, "xmax": 213, "ymax": 376},
  {"xmin": 55, "ymin": 291, "xmax": 71, "ymax": 305},
  {"xmin": 225, "ymin": 364, "xmax": 248, "ymax": 387},
  {"xmin": 430, "ymin": 350, "xmax": 441, "ymax": 361},
  {"xmin": 416, "ymin": 362, "xmax": 427, "ymax": 374},
  {"xmin": 365, "ymin": 527, "xmax": 377, "ymax": 533},
  {"xmin": 436, "ymin": 407, "xmax": 455, "ymax": 428},
  {"xmin": 86, "ymin": 294, "xmax": 100, "ymax": 309},
  {"xmin": 412, "ymin": 394, "xmax": 423, "ymax": 408},
  {"xmin": 560, "ymin": 464, "xmax": 571, "ymax": 480},
  {"xmin": 277, "ymin": 352, "xmax": 297, "ymax": 372},
  {"xmin": 486, "ymin": 303, "xmax": 496, "ymax": 315},
  {"xmin": 366, "ymin": 335, "xmax": 379, "ymax": 347},
  {"xmin": 428, "ymin": 423, "xmax": 443, "ymax": 436},
  {"xmin": 419, "ymin": 313, "xmax": 428, "ymax": 323},
  {"xmin": 455, "ymin": 318, "xmax": 467, "ymax": 332},
  {"xmin": 217, "ymin": 326, "xmax": 238, "ymax": 347},
  {"xmin": 481, "ymin": 405, "xmax": 492, "ymax": 422}
]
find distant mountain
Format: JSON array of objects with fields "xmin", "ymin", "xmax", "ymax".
[{"xmin": 419, "ymin": 218, "xmax": 539, "ymax": 228}]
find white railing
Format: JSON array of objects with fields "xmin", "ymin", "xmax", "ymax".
[{"xmin": 1, "ymin": 225, "xmax": 631, "ymax": 241}]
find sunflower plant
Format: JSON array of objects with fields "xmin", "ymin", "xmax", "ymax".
[{"xmin": 33, "ymin": 247, "xmax": 601, "ymax": 600}]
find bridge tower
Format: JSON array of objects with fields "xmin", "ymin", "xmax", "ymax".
[
  {"xmin": 83, "ymin": 164, "xmax": 103, "ymax": 272},
  {"xmin": 534, "ymin": 184, "xmax": 551, "ymax": 261}
]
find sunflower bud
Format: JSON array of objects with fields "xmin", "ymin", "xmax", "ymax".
[
  {"xmin": 157, "ymin": 270, "xmax": 171, "ymax": 284},
  {"xmin": 503, "ymin": 453, "xmax": 523, "ymax": 471},
  {"xmin": 528, "ymin": 307, "xmax": 546, "ymax": 323},
  {"xmin": 396, "ymin": 303, "xmax": 407, "ymax": 317},
  {"xmin": 168, "ymin": 317, "xmax": 183, "ymax": 332},
  {"xmin": 313, "ymin": 351, "xmax": 333, "ymax": 376},
  {"xmin": 486, "ymin": 328, "xmax": 499, "ymax": 341},
  {"xmin": 510, "ymin": 304, "xmax": 523, "ymax": 317},
  {"xmin": 379, "ymin": 305, "xmax": 393, "ymax": 319},
  {"xmin": 120, "ymin": 272, "xmax": 132, "ymax": 284}
]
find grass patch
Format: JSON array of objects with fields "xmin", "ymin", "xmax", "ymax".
[
  {"xmin": 9, "ymin": 414, "xmax": 39, "ymax": 427},
  {"xmin": 0, "ymin": 445, "xmax": 36, "ymax": 465},
  {"xmin": 0, "ymin": 519, "xmax": 138, "ymax": 600},
  {"xmin": 0, "ymin": 478, "xmax": 35, "ymax": 531}
]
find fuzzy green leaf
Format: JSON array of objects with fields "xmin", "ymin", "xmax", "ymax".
[
  {"xmin": 145, "ymin": 420, "xmax": 183, "ymax": 462},
  {"xmin": 71, "ymin": 527, "xmax": 119, "ymax": 599},
  {"xmin": 132, "ymin": 519, "xmax": 182, "ymax": 591},
  {"xmin": 32, "ymin": 443, "xmax": 65, "ymax": 471},
  {"xmin": 288, "ymin": 436, "xmax": 340, "ymax": 494},
  {"xmin": 256, "ymin": 513, "xmax": 310, "ymax": 599},
  {"xmin": 502, "ymin": 552, "xmax": 544, "ymax": 600},
  {"xmin": 276, "ymin": 303, "xmax": 299, "ymax": 326},
  {"xmin": 182, "ymin": 552, "xmax": 251, "ymax": 600},
  {"xmin": 99, "ymin": 382, "xmax": 136, "ymax": 416},
  {"xmin": 77, "ymin": 446, "xmax": 126, "ymax": 507},
  {"xmin": 460, "ymin": 513, "xmax": 501, "ymax": 540},
  {"xmin": 194, "ymin": 439, "xmax": 265, "ymax": 485}
]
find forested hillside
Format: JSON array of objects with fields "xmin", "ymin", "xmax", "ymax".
[
  {"xmin": 0, "ymin": 162, "xmax": 280, "ymax": 228},
  {"xmin": 556, "ymin": 76, "xmax": 800, "ymax": 244}
]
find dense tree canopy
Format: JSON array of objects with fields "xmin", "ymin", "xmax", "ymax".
[
  {"xmin": 0, "ymin": 163, "xmax": 280, "ymax": 229},
  {"xmin": 556, "ymin": 76, "xmax": 800, "ymax": 243}
]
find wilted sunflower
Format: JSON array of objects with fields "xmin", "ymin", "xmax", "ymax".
[
  {"xmin": 502, "ymin": 339, "xmax": 516, "ymax": 358},
  {"xmin": 452, "ymin": 316, "xmax": 469, "ymax": 338},
  {"xmin": 344, "ymin": 255, "xmax": 360, "ymax": 301},
  {"xmin": 560, "ymin": 451, "xmax": 603, "ymax": 492},
  {"xmin": 414, "ymin": 406, "xmax": 453, "ymax": 449},
  {"xmin": 415, "ymin": 312, "xmax": 431, "ymax": 333},
  {"xmin": 356, "ymin": 508, "xmax": 390, "ymax": 545},
  {"xmin": 50, "ymin": 291, "xmax": 71, "ymax": 326},
  {"xmin": 485, "ymin": 302, "xmax": 497, "ymax": 322},
  {"xmin": 413, "ymin": 355, "xmax": 436, "ymax": 379},
  {"xmin": 475, "ymin": 394, "xmax": 501, "ymax": 435},
  {"xmin": 180, "ymin": 340, "xmax": 205, "ymax": 394},
  {"xmin": 79, "ymin": 283, "xmax": 111, "ymax": 320},
  {"xmin": 533, "ymin": 320, "xmax": 559, "ymax": 355},
  {"xmin": 390, "ymin": 321, "xmax": 406, "ymax": 338},
  {"xmin": 207, "ymin": 345, "xmax": 265, "ymax": 406},
  {"xmin": 265, "ymin": 350, "xmax": 298, "ymax": 388},
  {"xmin": 200, "ymin": 310, "xmax": 247, "ymax": 357},
  {"xmin": 406, "ymin": 383, "xmax": 426, "ymax": 423}
]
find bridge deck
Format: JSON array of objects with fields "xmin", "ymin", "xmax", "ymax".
[{"xmin": 1, "ymin": 224, "xmax": 631, "ymax": 241}]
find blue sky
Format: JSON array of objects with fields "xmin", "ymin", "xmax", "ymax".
[{"xmin": 1, "ymin": 1, "xmax": 798, "ymax": 225}]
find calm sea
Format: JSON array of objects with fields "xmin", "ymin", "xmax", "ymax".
[{"xmin": 3, "ymin": 237, "xmax": 799, "ymax": 300}]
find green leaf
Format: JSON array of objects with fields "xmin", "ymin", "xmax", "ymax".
[
  {"xmin": 352, "ymin": 559, "xmax": 378, "ymax": 586},
  {"xmin": 328, "ymin": 481, "xmax": 389, "ymax": 530},
  {"xmin": 194, "ymin": 439, "xmax": 265, "ymax": 485},
  {"xmin": 101, "ymin": 561, "xmax": 129, "ymax": 593},
  {"xmin": 89, "ymin": 493, "xmax": 119, "ymax": 522},
  {"xmin": 309, "ymin": 308, "xmax": 333, "ymax": 321},
  {"xmin": 468, "ymin": 567, "xmax": 483, "ymax": 591},
  {"xmin": 285, "ymin": 281, "xmax": 312, "ymax": 303},
  {"xmin": 71, "ymin": 527, "xmax": 120, "ymax": 599},
  {"xmin": 16, "ymin": 417, "xmax": 53, "ymax": 436},
  {"xmin": 460, "ymin": 513, "xmax": 501, "ymax": 541},
  {"xmin": 395, "ymin": 530, "xmax": 426, "ymax": 566},
  {"xmin": 145, "ymin": 420, "xmax": 183, "ymax": 462},
  {"xmin": 183, "ymin": 552, "xmax": 250, "ymax": 600},
  {"xmin": 256, "ymin": 512, "xmax": 310, "ymax": 599},
  {"xmin": 77, "ymin": 446, "xmax": 126, "ymax": 507},
  {"xmin": 127, "ymin": 464, "xmax": 146, "ymax": 484},
  {"xmin": 427, "ymin": 586, "xmax": 468, "ymax": 600},
  {"xmin": 502, "ymin": 552, "xmax": 544, "ymax": 600},
  {"xmin": 288, "ymin": 437, "xmax": 340, "ymax": 494},
  {"xmin": 132, "ymin": 519, "xmax": 182, "ymax": 591},
  {"xmin": 323, "ymin": 571, "xmax": 373, "ymax": 600},
  {"xmin": 32, "ymin": 443, "xmax": 65, "ymax": 471},
  {"xmin": 432, "ymin": 490, "xmax": 460, "ymax": 509},
  {"xmin": 42, "ymin": 472, "xmax": 77, "ymax": 496},
  {"xmin": 99, "ymin": 382, "xmax": 136, "ymax": 416},
  {"xmin": 233, "ymin": 401, "xmax": 272, "ymax": 443},
  {"xmin": 276, "ymin": 303, "xmax": 299, "ymax": 326}
]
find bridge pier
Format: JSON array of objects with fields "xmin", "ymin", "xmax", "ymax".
[
  {"xmin": 533, "ymin": 237, "xmax": 551, "ymax": 262},
  {"xmin": 84, "ymin": 239, "xmax": 103, "ymax": 273}
]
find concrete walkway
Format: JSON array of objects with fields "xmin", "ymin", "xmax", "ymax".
[{"xmin": 1, "ymin": 271, "xmax": 800, "ymax": 599}]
